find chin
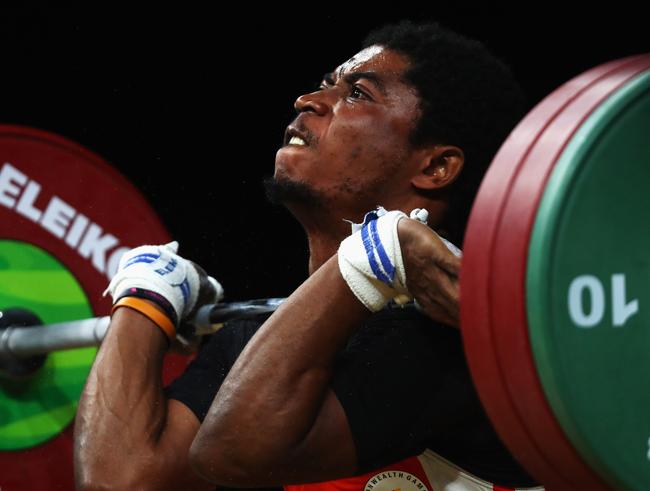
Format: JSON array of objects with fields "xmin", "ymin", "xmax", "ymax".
[
  {"xmin": 275, "ymin": 146, "xmax": 314, "ymax": 175},
  {"xmin": 264, "ymin": 173, "xmax": 326, "ymax": 209}
]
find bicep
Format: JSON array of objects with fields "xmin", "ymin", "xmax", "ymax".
[
  {"xmin": 260, "ymin": 316, "xmax": 457, "ymax": 483},
  {"xmin": 159, "ymin": 398, "xmax": 203, "ymax": 455},
  {"xmin": 147, "ymin": 399, "xmax": 215, "ymax": 491}
]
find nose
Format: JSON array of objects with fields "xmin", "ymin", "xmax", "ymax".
[{"xmin": 294, "ymin": 88, "xmax": 331, "ymax": 115}]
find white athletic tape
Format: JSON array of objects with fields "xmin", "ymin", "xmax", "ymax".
[
  {"xmin": 103, "ymin": 241, "xmax": 202, "ymax": 321},
  {"xmin": 338, "ymin": 207, "xmax": 462, "ymax": 312},
  {"xmin": 338, "ymin": 208, "xmax": 411, "ymax": 312}
]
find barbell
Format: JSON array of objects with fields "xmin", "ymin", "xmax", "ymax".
[
  {"xmin": 1, "ymin": 54, "xmax": 649, "ymax": 491},
  {"xmin": 0, "ymin": 298, "xmax": 286, "ymax": 363}
]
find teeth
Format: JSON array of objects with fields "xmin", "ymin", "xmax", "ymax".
[{"xmin": 289, "ymin": 136, "xmax": 307, "ymax": 146}]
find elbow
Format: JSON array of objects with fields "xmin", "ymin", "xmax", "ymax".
[
  {"xmin": 76, "ymin": 473, "xmax": 163, "ymax": 491},
  {"xmin": 76, "ymin": 476, "xmax": 127, "ymax": 491},
  {"xmin": 76, "ymin": 458, "xmax": 163, "ymax": 491},
  {"xmin": 75, "ymin": 480, "xmax": 106, "ymax": 491},
  {"xmin": 188, "ymin": 437, "xmax": 241, "ymax": 486},
  {"xmin": 76, "ymin": 480, "xmax": 139, "ymax": 491},
  {"xmin": 75, "ymin": 460, "xmax": 121, "ymax": 491},
  {"xmin": 189, "ymin": 434, "xmax": 284, "ymax": 487}
]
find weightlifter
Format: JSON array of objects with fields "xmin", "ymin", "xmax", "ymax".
[{"xmin": 74, "ymin": 20, "xmax": 543, "ymax": 490}]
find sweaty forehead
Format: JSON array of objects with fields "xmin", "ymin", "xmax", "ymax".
[{"xmin": 335, "ymin": 45, "xmax": 409, "ymax": 82}]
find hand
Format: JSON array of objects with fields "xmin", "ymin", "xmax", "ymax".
[
  {"xmin": 104, "ymin": 241, "xmax": 224, "ymax": 344},
  {"xmin": 173, "ymin": 260, "xmax": 223, "ymax": 352},
  {"xmin": 338, "ymin": 208, "xmax": 411, "ymax": 312},
  {"xmin": 397, "ymin": 218, "xmax": 461, "ymax": 327}
]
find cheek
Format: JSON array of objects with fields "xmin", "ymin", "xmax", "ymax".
[
  {"xmin": 326, "ymin": 119, "xmax": 405, "ymax": 172},
  {"xmin": 349, "ymin": 145, "xmax": 362, "ymax": 160},
  {"xmin": 319, "ymin": 142, "xmax": 405, "ymax": 203}
]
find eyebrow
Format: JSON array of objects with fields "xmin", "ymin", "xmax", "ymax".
[{"xmin": 322, "ymin": 70, "xmax": 388, "ymax": 96}]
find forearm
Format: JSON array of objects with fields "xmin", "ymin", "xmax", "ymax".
[
  {"xmin": 191, "ymin": 254, "xmax": 369, "ymax": 482},
  {"xmin": 74, "ymin": 306, "xmax": 169, "ymax": 488}
]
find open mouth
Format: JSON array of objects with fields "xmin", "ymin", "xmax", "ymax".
[
  {"xmin": 284, "ymin": 125, "xmax": 311, "ymax": 147},
  {"xmin": 287, "ymin": 135, "xmax": 307, "ymax": 146}
]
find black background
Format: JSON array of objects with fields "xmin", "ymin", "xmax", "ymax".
[{"xmin": 2, "ymin": 6, "xmax": 648, "ymax": 300}]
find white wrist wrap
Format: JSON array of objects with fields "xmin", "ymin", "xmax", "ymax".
[
  {"xmin": 338, "ymin": 208, "xmax": 410, "ymax": 312},
  {"xmin": 338, "ymin": 207, "xmax": 463, "ymax": 312},
  {"xmin": 103, "ymin": 241, "xmax": 201, "ymax": 321}
]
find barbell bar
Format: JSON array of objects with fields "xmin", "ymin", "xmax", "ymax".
[{"xmin": 0, "ymin": 297, "xmax": 286, "ymax": 360}]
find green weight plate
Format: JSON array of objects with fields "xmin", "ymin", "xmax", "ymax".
[
  {"xmin": 0, "ymin": 240, "xmax": 94, "ymax": 449},
  {"xmin": 0, "ymin": 125, "xmax": 175, "ymax": 490},
  {"xmin": 528, "ymin": 69, "xmax": 650, "ymax": 490}
]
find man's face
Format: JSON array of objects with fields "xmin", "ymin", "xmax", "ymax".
[{"xmin": 273, "ymin": 45, "xmax": 422, "ymax": 218}]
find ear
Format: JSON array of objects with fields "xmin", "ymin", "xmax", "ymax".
[{"xmin": 411, "ymin": 145, "xmax": 464, "ymax": 191}]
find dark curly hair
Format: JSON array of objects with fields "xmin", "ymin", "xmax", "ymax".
[{"xmin": 362, "ymin": 20, "xmax": 527, "ymax": 245}]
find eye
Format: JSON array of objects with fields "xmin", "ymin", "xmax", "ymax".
[
  {"xmin": 315, "ymin": 76, "xmax": 335, "ymax": 91},
  {"xmin": 349, "ymin": 85, "xmax": 367, "ymax": 100}
]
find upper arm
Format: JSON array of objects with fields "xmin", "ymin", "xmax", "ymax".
[
  {"xmin": 138, "ymin": 399, "xmax": 215, "ymax": 491},
  {"xmin": 237, "ymin": 313, "xmax": 461, "ymax": 484},
  {"xmin": 189, "ymin": 388, "xmax": 359, "ymax": 486},
  {"xmin": 283, "ymin": 389, "xmax": 359, "ymax": 482}
]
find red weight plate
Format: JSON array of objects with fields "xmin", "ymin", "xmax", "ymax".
[
  {"xmin": 461, "ymin": 54, "xmax": 639, "ymax": 490},
  {"xmin": 0, "ymin": 125, "xmax": 188, "ymax": 490},
  {"xmin": 462, "ymin": 54, "xmax": 650, "ymax": 490},
  {"xmin": 491, "ymin": 55, "xmax": 650, "ymax": 489}
]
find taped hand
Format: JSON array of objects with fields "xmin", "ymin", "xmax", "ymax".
[
  {"xmin": 103, "ymin": 241, "xmax": 223, "ymax": 344},
  {"xmin": 338, "ymin": 207, "xmax": 461, "ymax": 326}
]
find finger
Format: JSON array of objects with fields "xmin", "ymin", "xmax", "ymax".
[
  {"xmin": 422, "ymin": 290, "xmax": 459, "ymax": 327},
  {"xmin": 422, "ymin": 289, "xmax": 458, "ymax": 324},
  {"xmin": 435, "ymin": 277, "xmax": 460, "ymax": 321},
  {"xmin": 418, "ymin": 264, "xmax": 460, "ymax": 311},
  {"xmin": 409, "ymin": 208, "xmax": 429, "ymax": 223},
  {"xmin": 411, "ymin": 268, "xmax": 459, "ymax": 322},
  {"xmin": 437, "ymin": 268, "xmax": 460, "ymax": 307},
  {"xmin": 435, "ymin": 247, "xmax": 462, "ymax": 276},
  {"xmin": 419, "ymin": 227, "xmax": 462, "ymax": 276},
  {"xmin": 416, "ymin": 296, "xmax": 458, "ymax": 327}
]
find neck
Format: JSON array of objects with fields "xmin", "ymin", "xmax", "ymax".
[
  {"xmin": 306, "ymin": 229, "xmax": 343, "ymax": 274},
  {"xmin": 289, "ymin": 196, "xmax": 449, "ymax": 275},
  {"xmin": 285, "ymin": 204, "xmax": 353, "ymax": 275},
  {"xmin": 301, "ymin": 210, "xmax": 352, "ymax": 274}
]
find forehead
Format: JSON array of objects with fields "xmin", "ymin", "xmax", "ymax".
[
  {"xmin": 334, "ymin": 45, "xmax": 410, "ymax": 84},
  {"xmin": 332, "ymin": 45, "xmax": 420, "ymax": 121}
]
